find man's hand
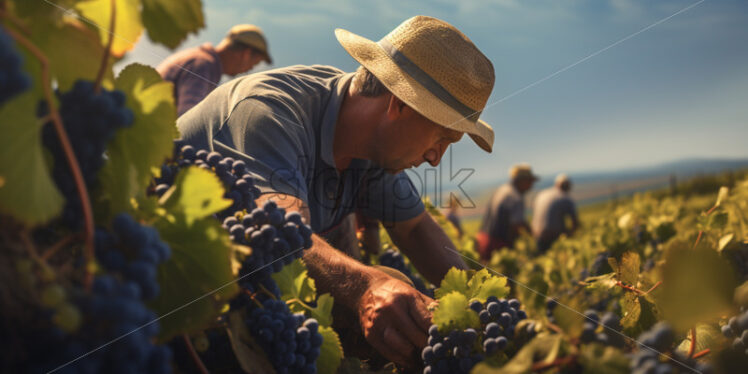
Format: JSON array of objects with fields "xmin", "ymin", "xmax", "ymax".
[{"xmin": 357, "ymin": 276, "xmax": 433, "ymax": 368}]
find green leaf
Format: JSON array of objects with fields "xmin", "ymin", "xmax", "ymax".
[
  {"xmin": 620, "ymin": 292, "xmax": 641, "ymax": 331},
  {"xmin": 676, "ymin": 324, "xmax": 726, "ymax": 356},
  {"xmin": 99, "ymin": 63, "xmax": 177, "ymax": 217},
  {"xmin": 583, "ymin": 273, "xmax": 618, "ymax": 291},
  {"xmin": 656, "ymin": 246, "xmax": 738, "ymax": 330},
  {"xmin": 611, "ymin": 251, "xmax": 640, "ymax": 286},
  {"xmin": 718, "ymin": 233, "xmax": 734, "ymax": 252},
  {"xmin": 273, "ymin": 258, "xmax": 316, "ymax": 304},
  {"xmin": 432, "ymin": 291, "xmax": 479, "ymax": 332},
  {"xmin": 149, "ymin": 215, "xmax": 238, "ymax": 340},
  {"xmin": 226, "ymin": 311, "xmax": 276, "ymax": 374},
  {"xmin": 75, "ymin": 0, "xmax": 144, "ymax": 57},
  {"xmin": 735, "ymin": 280, "xmax": 748, "ymax": 307},
  {"xmin": 141, "ymin": 0, "xmax": 204, "ymax": 49},
  {"xmin": 317, "ymin": 326, "xmax": 344, "ymax": 374},
  {"xmin": 708, "ymin": 212, "xmax": 729, "ymax": 230},
  {"xmin": 0, "ymin": 92, "xmax": 64, "ymax": 225},
  {"xmin": 161, "ymin": 167, "xmax": 232, "ymax": 225},
  {"xmin": 472, "ymin": 334, "xmax": 563, "ymax": 374},
  {"xmin": 31, "ymin": 18, "xmax": 113, "ymax": 92},
  {"xmin": 309, "ymin": 293, "xmax": 334, "ymax": 328},
  {"xmin": 715, "ymin": 186, "xmax": 729, "ymax": 207},
  {"xmin": 435, "ymin": 268, "xmax": 469, "ymax": 299},
  {"xmin": 578, "ymin": 344, "xmax": 631, "ymax": 374},
  {"xmin": 468, "ymin": 268, "xmax": 509, "ymax": 302}
]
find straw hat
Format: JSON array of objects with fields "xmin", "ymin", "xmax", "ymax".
[
  {"xmin": 335, "ymin": 16, "xmax": 495, "ymax": 153},
  {"xmin": 227, "ymin": 24, "xmax": 272, "ymax": 64},
  {"xmin": 509, "ymin": 163, "xmax": 539, "ymax": 182}
]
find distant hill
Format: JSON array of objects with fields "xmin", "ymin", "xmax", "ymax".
[{"xmin": 445, "ymin": 157, "xmax": 748, "ymax": 219}]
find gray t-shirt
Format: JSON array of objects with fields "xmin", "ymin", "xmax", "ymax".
[
  {"xmin": 479, "ymin": 183, "xmax": 525, "ymax": 244},
  {"xmin": 176, "ymin": 65, "xmax": 424, "ymax": 233},
  {"xmin": 531, "ymin": 187, "xmax": 577, "ymax": 241}
]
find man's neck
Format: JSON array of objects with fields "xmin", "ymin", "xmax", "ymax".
[
  {"xmin": 332, "ymin": 88, "xmax": 386, "ymax": 172},
  {"xmin": 215, "ymin": 44, "xmax": 230, "ymax": 75}
]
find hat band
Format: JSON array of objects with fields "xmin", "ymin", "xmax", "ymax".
[{"xmin": 377, "ymin": 38, "xmax": 481, "ymax": 122}]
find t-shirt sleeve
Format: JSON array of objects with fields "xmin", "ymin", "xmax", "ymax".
[
  {"xmin": 357, "ymin": 169, "xmax": 424, "ymax": 223},
  {"xmin": 211, "ymin": 98, "xmax": 310, "ymax": 204}
]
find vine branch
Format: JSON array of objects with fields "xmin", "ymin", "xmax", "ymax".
[
  {"xmin": 1, "ymin": 19, "xmax": 96, "ymax": 290},
  {"xmin": 692, "ymin": 348, "xmax": 710, "ymax": 359},
  {"xmin": 93, "ymin": 0, "xmax": 115, "ymax": 93},
  {"xmin": 687, "ymin": 327, "xmax": 697, "ymax": 358},
  {"xmin": 182, "ymin": 334, "xmax": 210, "ymax": 374}
]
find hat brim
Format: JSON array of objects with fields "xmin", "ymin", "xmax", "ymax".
[{"xmin": 335, "ymin": 28, "xmax": 494, "ymax": 153}]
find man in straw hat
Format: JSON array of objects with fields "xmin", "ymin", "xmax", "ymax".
[
  {"xmin": 476, "ymin": 164, "xmax": 538, "ymax": 261},
  {"xmin": 177, "ymin": 16, "xmax": 494, "ymax": 367},
  {"xmin": 157, "ymin": 24, "xmax": 272, "ymax": 116},
  {"xmin": 532, "ymin": 173, "xmax": 579, "ymax": 253}
]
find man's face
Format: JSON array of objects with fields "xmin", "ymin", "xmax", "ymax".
[
  {"xmin": 374, "ymin": 107, "xmax": 464, "ymax": 173},
  {"xmin": 229, "ymin": 50, "xmax": 264, "ymax": 76}
]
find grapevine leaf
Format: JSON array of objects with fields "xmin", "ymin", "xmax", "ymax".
[
  {"xmin": 715, "ymin": 186, "xmax": 729, "ymax": 207},
  {"xmin": 472, "ymin": 334, "xmax": 563, "ymax": 374},
  {"xmin": 517, "ymin": 271, "xmax": 549, "ymax": 315},
  {"xmin": 676, "ymin": 324, "xmax": 726, "ymax": 356},
  {"xmin": 610, "ymin": 251, "xmax": 640, "ymax": 286},
  {"xmin": 432, "ymin": 291, "xmax": 479, "ymax": 332},
  {"xmin": 0, "ymin": 92, "xmax": 64, "ymax": 224},
  {"xmin": 226, "ymin": 311, "xmax": 276, "ymax": 374},
  {"xmin": 149, "ymin": 215, "xmax": 238, "ymax": 340},
  {"xmin": 141, "ymin": 0, "xmax": 204, "ymax": 49},
  {"xmin": 577, "ymin": 344, "xmax": 631, "ymax": 374},
  {"xmin": 583, "ymin": 273, "xmax": 617, "ymax": 291},
  {"xmin": 161, "ymin": 167, "xmax": 232, "ymax": 225},
  {"xmin": 99, "ymin": 63, "xmax": 177, "ymax": 217},
  {"xmin": 735, "ymin": 280, "xmax": 748, "ymax": 307},
  {"xmin": 317, "ymin": 326, "xmax": 344, "ymax": 374},
  {"xmin": 551, "ymin": 297, "xmax": 585, "ymax": 338},
  {"xmin": 656, "ymin": 246, "xmax": 738, "ymax": 330},
  {"xmin": 435, "ymin": 268, "xmax": 469, "ymax": 299},
  {"xmin": 468, "ymin": 268, "xmax": 509, "ymax": 302},
  {"xmin": 620, "ymin": 292, "xmax": 641, "ymax": 331},
  {"xmin": 75, "ymin": 0, "xmax": 144, "ymax": 57},
  {"xmin": 309, "ymin": 293, "xmax": 334, "ymax": 328},
  {"xmin": 31, "ymin": 18, "xmax": 114, "ymax": 92},
  {"xmin": 272, "ymin": 258, "xmax": 317, "ymax": 306},
  {"xmin": 708, "ymin": 212, "xmax": 728, "ymax": 230}
]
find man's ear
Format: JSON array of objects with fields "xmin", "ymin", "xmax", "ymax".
[{"xmin": 386, "ymin": 94, "xmax": 408, "ymax": 121}]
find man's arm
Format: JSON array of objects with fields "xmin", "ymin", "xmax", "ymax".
[
  {"xmin": 256, "ymin": 194, "xmax": 432, "ymax": 368},
  {"xmin": 384, "ymin": 211, "xmax": 469, "ymax": 285}
]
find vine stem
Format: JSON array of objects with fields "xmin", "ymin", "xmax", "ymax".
[
  {"xmin": 243, "ymin": 289, "xmax": 264, "ymax": 308},
  {"xmin": 182, "ymin": 334, "xmax": 210, "ymax": 374},
  {"xmin": 693, "ymin": 204, "xmax": 720, "ymax": 249},
  {"xmin": 41, "ymin": 234, "xmax": 78, "ymax": 260},
  {"xmin": 0, "ymin": 8, "xmax": 31, "ymax": 35},
  {"xmin": 93, "ymin": 0, "xmax": 115, "ymax": 93},
  {"xmin": 19, "ymin": 230, "xmax": 52, "ymax": 272},
  {"xmin": 692, "ymin": 348, "xmax": 710, "ymax": 359},
  {"xmin": 1, "ymin": 24, "xmax": 95, "ymax": 289},
  {"xmin": 643, "ymin": 281, "xmax": 662, "ymax": 295},
  {"xmin": 530, "ymin": 355, "xmax": 576, "ymax": 372},
  {"xmin": 687, "ymin": 327, "xmax": 697, "ymax": 358}
]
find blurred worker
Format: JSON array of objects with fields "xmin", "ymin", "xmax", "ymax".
[
  {"xmin": 476, "ymin": 164, "xmax": 538, "ymax": 261},
  {"xmin": 446, "ymin": 196, "xmax": 464, "ymax": 238},
  {"xmin": 532, "ymin": 173, "xmax": 579, "ymax": 253},
  {"xmin": 157, "ymin": 24, "xmax": 271, "ymax": 116}
]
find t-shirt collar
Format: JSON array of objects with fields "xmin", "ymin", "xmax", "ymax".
[{"xmin": 319, "ymin": 72, "xmax": 355, "ymax": 169}]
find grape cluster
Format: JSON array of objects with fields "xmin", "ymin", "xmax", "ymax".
[
  {"xmin": 247, "ymin": 299, "xmax": 323, "ymax": 374},
  {"xmin": 589, "ymin": 251, "xmax": 611, "ymax": 276},
  {"xmin": 630, "ymin": 322, "xmax": 712, "ymax": 374},
  {"xmin": 25, "ymin": 213, "xmax": 172, "ymax": 373},
  {"xmin": 579, "ymin": 310, "xmax": 625, "ymax": 348},
  {"xmin": 721, "ymin": 307, "xmax": 748, "ymax": 355},
  {"xmin": 40, "ymin": 80, "xmax": 134, "ymax": 228},
  {"xmin": 421, "ymin": 297, "xmax": 535, "ymax": 374},
  {"xmin": 379, "ymin": 249, "xmax": 434, "ymax": 298},
  {"xmin": 0, "ymin": 26, "xmax": 31, "ymax": 105},
  {"xmin": 153, "ymin": 145, "xmax": 261, "ymax": 220}
]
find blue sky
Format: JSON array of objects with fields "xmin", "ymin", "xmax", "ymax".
[{"xmin": 120, "ymin": 0, "xmax": 748, "ymax": 189}]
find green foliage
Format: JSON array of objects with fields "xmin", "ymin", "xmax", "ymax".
[
  {"xmin": 272, "ymin": 258, "xmax": 335, "ymax": 327},
  {"xmin": 472, "ymin": 335, "xmax": 564, "ymax": 374},
  {"xmin": 75, "ymin": 0, "xmax": 144, "ymax": 57},
  {"xmin": 577, "ymin": 344, "xmax": 631, "ymax": 374},
  {"xmin": 434, "ymin": 268, "xmax": 469, "ymax": 299},
  {"xmin": 98, "ymin": 63, "xmax": 177, "ymax": 218},
  {"xmin": 432, "ymin": 291, "xmax": 480, "ymax": 332},
  {"xmin": 317, "ymin": 326, "xmax": 344, "ymax": 374},
  {"xmin": 141, "ymin": 0, "xmax": 205, "ymax": 49}
]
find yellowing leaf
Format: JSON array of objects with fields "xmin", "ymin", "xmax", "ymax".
[
  {"xmin": 75, "ymin": 0, "xmax": 144, "ymax": 57},
  {"xmin": 432, "ymin": 291, "xmax": 479, "ymax": 332},
  {"xmin": 435, "ymin": 267, "xmax": 469, "ymax": 299},
  {"xmin": 718, "ymin": 233, "xmax": 734, "ymax": 252},
  {"xmin": 468, "ymin": 268, "xmax": 509, "ymax": 302},
  {"xmin": 162, "ymin": 167, "xmax": 232, "ymax": 225}
]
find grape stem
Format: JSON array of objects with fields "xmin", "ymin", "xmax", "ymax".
[
  {"xmin": 692, "ymin": 348, "xmax": 710, "ymax": 359},
  {"xmin": 19, "ymin": 230, "xmax": 53, "ymax": 274},
  {"xmin": 182, "ymin": 334, "xmax": 210, "ymax": 374},
  {"xmin": 0, "ymin": 8, "xmax": 31, "ymax": 35},
  {"xmin": 243, "ymin": 289, "xmax": 264, "ymax": 308},
  {"xmin": 1, "ymin": 22, "xmax": 96, "ymax": 290},
  {"xmin": 93, "ymin": 0, "xmax": 115, "ymax": 93},
  {"xmin": 42, "ymin": 234, "xmax": 78, "ymax": 260},
  {"xmin": 687, "ymin": 327, "xmax": 697, "ymax": 358},
  {"xmin": 693, "ymin": 204, "xmax": 720, "ymax": 249},
  {"xmin": 258, "ymin": 284, "xmax": 278, "ymax": 299}
]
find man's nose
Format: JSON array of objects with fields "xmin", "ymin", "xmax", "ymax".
[{"xmin": 424, "ymin": 146, "xmax": 446, "ymax": 167}]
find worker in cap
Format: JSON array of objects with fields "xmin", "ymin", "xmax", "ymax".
[
  {"xmin": 532, "ymin": 173, "xmax": 579, "ymax": 253},
  {"xmin": 476, "ymin": 163, "xmax": 538, "ymax": 261},
  {"xmin": 157, "ymin": 24, "xmax": 271, "ymax": 116},
  {"xmin": 177, "ymin": 16, "xmax": 494, "ymax": 368}
]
